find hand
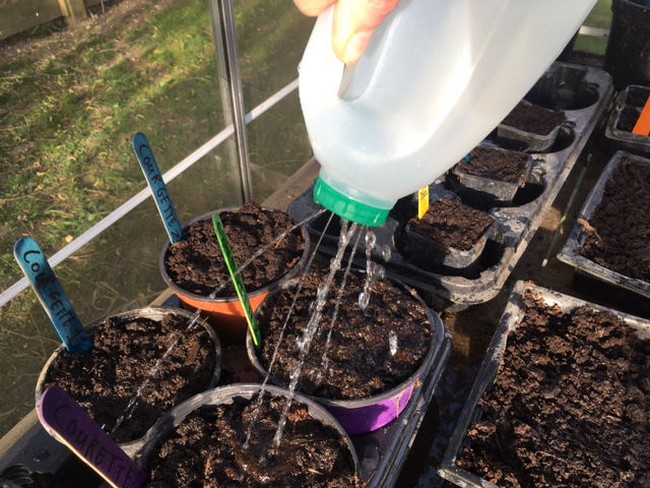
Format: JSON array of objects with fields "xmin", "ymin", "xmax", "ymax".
[{"xmin": 294, "ymin": 0, "xmax": 400, "ymax": 65}]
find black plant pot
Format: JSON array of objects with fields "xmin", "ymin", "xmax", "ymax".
[{"xmin": 604, "ymin": 0, "xmax": 650, "ymax": 90}]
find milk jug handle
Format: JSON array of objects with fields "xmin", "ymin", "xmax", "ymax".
[{"xmin": 307, "ymin": 1, "xmax": 407, "ymax": 101}]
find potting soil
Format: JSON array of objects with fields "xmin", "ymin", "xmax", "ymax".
[
  {"xmin": 579, "ymin": 156, "xmax": 650, "ymax": 282},
  {"xmin": 42, "ymin": 314, "xmax": 217, "ymax": 443},
  {"xmin": 164, "ymin": 202, "xmax": 305, "ymax": 296},
  {"xmin": 256, "ymin": 268, "xmax": 432, "ymax": 400},
  {"xmin": 457, "ymin": 147, "xmax": 530, "ymax": 184},
  {"xmin": 403, "ymin": 198, "xmax": 493, "ymax": 252},
  {"xmin": 456, "ymin": 291, "xmax": 650, "ymax": 487},
  {"xmin": 145, "ymin": 393, "xmax": 362, "ymax": 487},
  {"xmin": 501, "ymin": 101, "xmax": 566, "ymax": 135}
]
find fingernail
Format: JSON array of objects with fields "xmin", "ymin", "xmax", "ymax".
[{"xmin": 342, "ymin": 30, "xmax": 373, "ymax": 64}]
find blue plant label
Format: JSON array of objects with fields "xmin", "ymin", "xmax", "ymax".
[
  {"xmin": 132, "ymin": 132, "xmax": 184, "ymax": 244},
  {"xmin": 211, "ymin": 214, "xmax": 262, "ymax": 348},
  {"xmin": 13, "ymin": 238, "xmax": 92, "ymax": 355},
  {"xmin": 37, "ymin": 386, "xmax": 147, "ymax": 488}
]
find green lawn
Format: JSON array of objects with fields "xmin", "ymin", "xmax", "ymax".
[{"xmin": 575, "ymin": 0, "xmax": 613, "ymax": 54}]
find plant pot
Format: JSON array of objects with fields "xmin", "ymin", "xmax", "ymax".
[
  {"xmin": 35, "ymin": 307, "xmax": 221, "ymax": 457},
  {"xmin": 605, "ymin": 85, "xmax": 650, "ymax": 155},
  {"xmin": 497, "ymin": 100, "xmax": 567, "ymax": 152},
  {"xmin": 557, "ymin": 150, "xmax": 650, "ymax": 298},
  {"xmin": 160, "ymin": 201, "xmax": 310, "ymax": 343},
  {"xmin": 524, "ymin": 63, "xmax": 600, "ymax": 111},
  {"xmin": 439, "ymin": 281, "xmax": 650, "ymax": 487},
  {"xmin": 247, "ymin": 267, "xmax": 443, "ymax": 435},
  {"xmin": 395, "ymin": 197, "xmax": 495, "ymax": 271},
  {"xmin": 604, "ymin": 0, "xmax": 650, "ymax": 90},
  {"xmin": 449, "ymin": 146, "xmax": 532, "ymax": 206},
  {"xmin": 137, "ymin": 384, "xmax": 362, "ymax": 487}
]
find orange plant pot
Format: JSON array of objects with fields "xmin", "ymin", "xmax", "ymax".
[{"xmin": 159, "ymin": 207, "xmax": 310, "ymax": 344}]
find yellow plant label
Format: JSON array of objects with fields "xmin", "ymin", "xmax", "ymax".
[{"xmin": 418, "ymin": 187, "xmax": 429, "ymax": 219}]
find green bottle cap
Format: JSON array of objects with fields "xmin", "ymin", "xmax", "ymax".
[{"xmin": 313, "ymin": 177, "xmax": 390, "ymax": 227}]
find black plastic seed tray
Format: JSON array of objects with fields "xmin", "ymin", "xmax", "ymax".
[
  {"xmin": 557, "ymin": 150, "xmax": 650, "ymax": 299},
  {"xmin": 604, "ymin": 84, "xmax": 650, "ymax": 155},
  {"xmin": 437, "ymin": 280, "xmax": 650, "ymax": 488},
  {"xmin": 289, "ymin": 62, "xmax": 613, "ymax": 309}
]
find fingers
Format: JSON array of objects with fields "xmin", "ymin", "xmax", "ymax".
[
  {"xmin": 293, "ymin": 0, "xmax": 336, "ymax": 17},
  {"xmin": 332, "ymin": 0, "xmax": 400, "ymax": 64}
]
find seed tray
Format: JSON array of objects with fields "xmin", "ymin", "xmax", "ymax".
[
  {"xmin": 438, "ymin": 280, "xmax": 650, "ymax": 488},
  {"xmin": 289, "ymin": 62, "xmax": 613, "ymax": 309},
  {"xmin": 449, "ymin": 146, "xmax": 533, "ymax": 205},
  {"xmin": 604, "ymin": 84, "xmax": 650, "ymax": 155},
  {"xmin": 557, "ymin": 150, "xmax": 650, "ymax": 299},
  {"xmin": 496, "ymin": 100, "xmax": 564, "ymax": 152}
]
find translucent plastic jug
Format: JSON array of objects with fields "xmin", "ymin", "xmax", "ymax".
[{"xmin": 299, "ymin": 0, "xmax": 596, "ymax": 226}]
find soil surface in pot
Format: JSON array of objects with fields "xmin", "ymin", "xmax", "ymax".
[
  {"xmin": 146, "ymin": 392, "xmax": 362, "ymax": 487},
  {"xmin": 579, "ymin": 156, "xmax": 650, "ymax": 282},
  {"xmin": 256, "ymin": 267, "xmax": 433, "ymax": 400},
  {"xmin": 456, "ymin": 291, "xmax": 650, "ymax": 487},
  {"xmin": 164, "ymin": 202, "xmax": 306, "ymax": 297},
  {"xmin": 456, "ymin": 147, "xmax": 530, "ymax": 184},
  {"xmin": 42, "ymin": 314, "xmax": 217, "ymax": 443},
  {"xmin": 402, "ymin": 198, "xmax": 494, "ymax": 252},
  {"xmin": 501, "ymin": 101, "xmax": 566, "ymax": 135}
]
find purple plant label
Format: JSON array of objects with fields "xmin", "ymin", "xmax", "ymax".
[
  {"xmin": 13, "ymin": 237, "xmax": 92, "ymax": 355},
  {"xmin": 132, "ymin": 132, "xmax": 184, "ymax": 243},
  {"xmin": 37, "ymin": 386, "xmax": 147, "ymax": 488}
]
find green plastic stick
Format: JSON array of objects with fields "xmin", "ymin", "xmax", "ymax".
[{"xmin": 211, "ymin": 214, "xmax": 262, "ymax": 348}]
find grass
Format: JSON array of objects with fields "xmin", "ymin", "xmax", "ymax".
[
  {"xmin": 0, "ymin": 0, "xmax": 219, "ymax": 286},
  {"xmin": 575, "ymin": 0, "xmax": 613, "ymax": 54}
]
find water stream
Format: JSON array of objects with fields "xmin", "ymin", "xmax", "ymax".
[
  {"xmin": 242, "ymin": 212, "xmax": 335, "ymax": 450},
  {"xmin": 269, "ymin": 220, "xmax": 360, "ymax": 453},
  {"xmin": 316, "ymin": 227, "xmax": 364, "ymax": 385},
  {"xmin": 358, "ymin": 229, "xmax": 386, "ymax": 310}
]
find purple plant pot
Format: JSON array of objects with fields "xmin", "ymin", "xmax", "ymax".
[
  {"xmin": 317, "ymin": 381, "xmax": 418, "ymax": 435},
  {"xmin": 246, "ymin": 281, "xmax": 445, "ymax": 436}
]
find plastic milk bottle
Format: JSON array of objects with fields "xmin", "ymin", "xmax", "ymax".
[{"xmin": 299, "ymin": 0, "xmax": 597, "ymax": 226}]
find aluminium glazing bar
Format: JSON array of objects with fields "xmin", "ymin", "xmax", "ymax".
[{"xmin": 209, "ymin": 0, "xmax": 254, "ymax": 203}]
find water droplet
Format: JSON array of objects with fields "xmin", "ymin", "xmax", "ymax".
[
  {"xmin": 380, "ymin": 245, "xmax": 392, "ymax": 262},
  {"xmin": 316, "ymin": 284, "xmax": 328, "ymax": 301},
  {"xmin": 358, "ymin": 292, "xmax": 370, "ymax": 309},
  {"xmin": 33, "ymin": 448, "xmax": 50, "ymax": 463},
  {"xmin": 365, "ymin": 231, "xmax": 377, "ymax": 249},
  {"xmin": 389, "ymin": 331, "xmax": 398, "ymax": 356},
  {"xmin": 280, "ymin": 277, "xmax": 300, "ymax": 289},
  {"xmin": 290, "ymin": 369, "xmax": 301, "ymax": 383},
  {"xmin": 368, "ymin": 262, "xmax": 385, "ymax": 280}
]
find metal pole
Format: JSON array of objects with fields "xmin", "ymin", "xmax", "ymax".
[{"xmin": 209, "ymin": 0, "xmax": 254, "ymax": 203}]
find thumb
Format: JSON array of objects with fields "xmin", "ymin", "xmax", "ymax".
[{"xmin": 332, "ymin": 0, "xmax": 400, "ymax": 64}]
